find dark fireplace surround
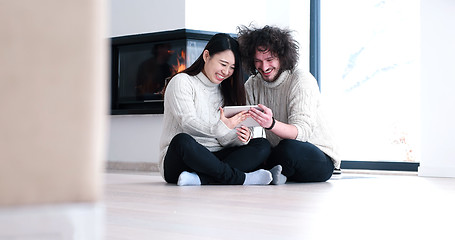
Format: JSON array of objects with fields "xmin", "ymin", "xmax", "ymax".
[{"xmin": 110, "ymin": 29, "xmax": 234, "ymax": 115}]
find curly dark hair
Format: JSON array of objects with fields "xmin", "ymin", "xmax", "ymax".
[{"xmin": 237, "ymin": 25, "xmax": 299, "ymax": 75}]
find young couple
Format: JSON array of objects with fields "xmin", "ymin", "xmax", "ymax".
[{"xmin": 159, "ymin": 25, "xmax": 340, "ymax": 186}]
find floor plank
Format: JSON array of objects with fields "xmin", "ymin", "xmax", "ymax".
[{"xmin": 104, "ymin": 171, "xmax": 455, "ymax": 240}]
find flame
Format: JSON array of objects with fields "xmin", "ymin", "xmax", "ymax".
[{"xmin": 172, "ymin": 50, "xmax": 186, "ymax": 74}]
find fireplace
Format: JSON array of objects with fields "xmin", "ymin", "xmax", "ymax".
[{"xmin": 110, "ymin": 29, "xmax": 233, "ymax": 114}]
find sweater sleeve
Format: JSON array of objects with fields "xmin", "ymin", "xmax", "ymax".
[
  {"xmin": 288, "ymin": 72, "xmax": 319, "ymax": 142},
  {"xmin": 165, "ymin": 74, "xmax": 231, "ymax": 138},
  {"xmin": 244, "ymin": 78, "xmax": 255, "ymax": 105},
  {"xmin": 216, "ymin": 130, "xmax": 247, "ymax": 147}
]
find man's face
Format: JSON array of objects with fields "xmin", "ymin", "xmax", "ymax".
[{"xmin": 254, "ymin": 48, "xmax": 281, "ymax": 82}]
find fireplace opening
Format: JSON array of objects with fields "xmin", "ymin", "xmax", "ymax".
[{"xmin": 110, "ymin": 29, "xmax": 234, "ymax": 114}]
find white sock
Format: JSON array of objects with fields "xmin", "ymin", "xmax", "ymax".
[
  {"xmin": 243, "ymin": 169, "xmax": 272, "ymax": 185},
  {"xmin": 177, "ymin": 171, "xmax": 201, "ymax": 186},
  {"xmin": 270, "ymin": 165, "xmax": 287, "ymax": 185}
]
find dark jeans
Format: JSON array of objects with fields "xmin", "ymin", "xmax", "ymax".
[
  {"xmin": 164, "ymin": 133, "xmax": 271, "ymax": 185},
  {"xmin": 265, "ymin": 139, "xmax": 334, "ymax": 182}
]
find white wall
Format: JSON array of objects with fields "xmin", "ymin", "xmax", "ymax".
[
  {"xmin": 109, "ymin": 0, "xmax": 186, "ymax": 37},
  {"xmin": 108, "ymin": 0, "xmax": 310, "ymax": 168},
  {"xmin": 108, "ymin": 114, "xmax": 163, "ymax": 164},
  {"xmin": 185, "ymin": 0, "xmax": 310, "ymax": 70},
  {"xmin": 418, "ymin": 0, "xmax": 455, "ymax": 177}
]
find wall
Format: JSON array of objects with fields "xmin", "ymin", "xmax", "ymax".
[
  {"xmin": 418, "ymin": 0, "xmax": 455, "ymax": 177},
  {"xmin": 107, "ymin": 0, "xmax": 311, "ymax": 170},
  {"xmin": 110, "ymin": 0, "xmax": 186, "ymax": 37}
]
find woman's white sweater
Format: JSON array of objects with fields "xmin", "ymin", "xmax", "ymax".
[
  {"xmin": 158, "ymin": 72, "xmax": 244, "ymax": 178},
  {"xmin": 245, "ymin": 69, "xmax": 340, "ymax": 169}
]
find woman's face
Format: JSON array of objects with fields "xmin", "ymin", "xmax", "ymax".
[{"xmin": 202, "ymin": 49, "xmax": 235, "ymax": 84}]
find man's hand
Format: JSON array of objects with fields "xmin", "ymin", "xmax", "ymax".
[{"xmin": 248, "ymin": 104, "xmax": 274, "ymax": 129}]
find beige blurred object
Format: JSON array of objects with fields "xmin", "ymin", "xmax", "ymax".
[{"xmin": 0, "ymin": 0, "xmax": 108, "ymax": 206}]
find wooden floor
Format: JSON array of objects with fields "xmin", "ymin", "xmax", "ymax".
[{"xmin": 104, "ymin": 171, "xmax": 455, "ymax": 240}]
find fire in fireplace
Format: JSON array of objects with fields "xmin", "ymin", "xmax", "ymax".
[{"xmin": 110, "ymin": 29, "xmax": 233, "ymax": 114}]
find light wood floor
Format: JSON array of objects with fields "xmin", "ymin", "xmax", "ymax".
[{"xmin": 104, "ymin": 171, "xmax": 455, "ymax": 240}]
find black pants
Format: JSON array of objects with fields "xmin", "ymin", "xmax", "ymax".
[
  {"xmin": 265, "ymin": 139, "xmax": 334, "ymax": 182},
  {"xmin": 164, "ymin": 133, "xmax": 271, "ymax": 185}
]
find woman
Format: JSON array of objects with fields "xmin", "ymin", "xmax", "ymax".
[{"xmin": 159, "ymin": 33, "xmax": 274, "ymax": 186}]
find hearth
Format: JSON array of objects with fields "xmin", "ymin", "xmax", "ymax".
[{"xmin": 110, "ymin": 29, "xmax": 232, "ymax": 114}]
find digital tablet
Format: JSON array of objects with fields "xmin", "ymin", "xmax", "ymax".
[{"xmin": 223, "ymin": 105, "xmax": 262, "ymax": 128}]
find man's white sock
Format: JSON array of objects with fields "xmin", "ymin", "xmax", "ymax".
[
  {"xmin": 270, "ymin": 165, "xmax": 287, "ymax": 185},
  {"xmin": 243, "ymin": 169, "xmax": 272, "ymax": 185}
]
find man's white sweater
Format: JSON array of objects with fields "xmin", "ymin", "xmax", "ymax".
[
  {"xmin": 159, "ymin": 72, "xmax": 244, "ymax": 178},
  {"xmin": 245, "ymin": 69, "xmax": 340, "ymax": 169}
]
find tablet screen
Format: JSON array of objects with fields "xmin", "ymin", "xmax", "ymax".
[{"xmin": 223, "ymin": 105, "xmax": 261, "ymax": 127}]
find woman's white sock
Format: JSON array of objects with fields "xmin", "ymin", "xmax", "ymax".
[{"xmin": 177, "ymin": 171, "xmax": 201, "ymax": 186}]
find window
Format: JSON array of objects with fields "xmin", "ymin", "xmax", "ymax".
[{"xmin": 316, "ymin": 0, "xmax": 420, "ymax": 170}]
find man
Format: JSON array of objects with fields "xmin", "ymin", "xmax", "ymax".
[{"xmin": 237, "ymin": 25, "xmax": 340, "ymax": 184}]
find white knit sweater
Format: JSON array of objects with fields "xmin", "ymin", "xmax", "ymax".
[
  {"xmin": 245, "ymin": 69, "xmax": 340, "ymax": 169},
  {"xmin": 158, "ymin": 72, "xmax": 245, "ymax": 178}
]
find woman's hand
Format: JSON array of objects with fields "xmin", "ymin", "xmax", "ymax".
[
  {"xmin": 219, "ymin": 107, "xmax": 249, "ymax": 129},
  {"xmin": 236, "ymin": 126, "xmax": 251, "ymax": 143},
  {"xmin": 248, "ymin": 104, "xmax": 274, "ymax": 129}
]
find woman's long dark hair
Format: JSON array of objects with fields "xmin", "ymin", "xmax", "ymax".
[{"xmin": 170, "ymin": 33, "xmax": 246, "ymax": 106}]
